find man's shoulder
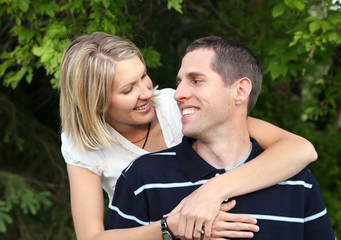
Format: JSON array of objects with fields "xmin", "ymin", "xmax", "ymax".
[
  {"xmin": 288, "ymin": 167, "xmax": 318, "ymax": 183},
  {"xmin": 122, "ymin": 145, "xmax": 179, "ymax": 176},
  {"xmin": 247, "ymin": 138, "xmax": 264, "ymax": 161}
]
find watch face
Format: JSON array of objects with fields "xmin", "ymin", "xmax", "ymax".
[{"xmin": 162, "ymin": 232, "xmax": 173, "ymax": 240}]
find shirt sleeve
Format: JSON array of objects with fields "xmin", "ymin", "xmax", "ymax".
[
  {"xmin": 61, "ymin": 132, "xmax": 102, "ymax": 176},
  {"xmin": 105, "ymin": 173, "xmax": 150, "ymax": 229},
  {"xmin": 303, "ymin": 169, "xmax": 335, "ymax": 239}
]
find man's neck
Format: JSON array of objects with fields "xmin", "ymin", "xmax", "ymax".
[{"xmin": 192, "ymin": 122, "xmax": 251, "ymax": 169}]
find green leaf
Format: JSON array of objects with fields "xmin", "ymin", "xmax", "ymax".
[
  {"xmin": 140, "ymin": 46, "xmax": 162, "ymax": 69},
  {"xmin": 167, "ymin": 0, "xmax": 183, "ymax": 14},
  {"xmin": 267, "ymin": 61, "xmax": 282, "ymax": 80},
  {"xmin": 294, "ymin": 1, "xmax": 305, "ymax": 11},
  {"xmin": 309, "ymin": 20, "xmax": 321, "ymax": 33},
  {"xmin": 0, "ymin": 59, "xmax": 15, "ymax": 78},
  {"xmin": 32, "ymin": 46, "xmax": 44, "ymax": 57},
  {"xmin": 272, "ymin": 3, "xmax": 285, "ymax": 18},
  {"xmin": 289, "ymin": 31, "xmax": 303, "ymax": 47},
  {"xmin": 102, "ymin": 0, "xmax": 110, "ymax": 8},
  {"xmin": 4, "ymin": 68, "xmax": 27, "ymax": 89},
  {"xmin": 321, "ymin": 19, "xmax": 334, "ymax": 32},
  {"xmin": 0, "ymin": 211, "xmax": 13, "ymax": 233},
  {"xmin": 284, "ymin": 0, "xmax": 295, "ymax": 9},
  {"xmin": 18, "ymin": 0, "xmax": 29, "ymax": 12},
  {"xmin": 25, "ymin": 67, "xmax": 33, "ymax": 84},
  {"xmin": 327, "ymin": 32, "xmax": 341, "ymax": 44}
]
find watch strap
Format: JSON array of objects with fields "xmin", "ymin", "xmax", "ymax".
[{"xmin": 161, "ymin": 217, "xmax": 175, "ymax": 239}]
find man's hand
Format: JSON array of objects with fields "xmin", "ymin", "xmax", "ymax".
[
  {"xmin": 166, "ymin": 181, "xmax": 222, "ymax": 240},
  {"xmin": 209, "ymin": 201, "xmax": 259, "ymax": 240}
]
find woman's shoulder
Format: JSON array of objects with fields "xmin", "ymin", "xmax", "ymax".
[
  {"xmin": 61, "ymin": 132, "xmax": 105, "ymax": 175},
  {"xmin": 154, "ymin": 88, "xmax": 175, "ymax": 100},
  {"xmin": 154, "ymin": 88, "xmax": 179, "ymax": 114}
]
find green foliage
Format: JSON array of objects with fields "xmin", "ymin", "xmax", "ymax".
[
  {"xmin": 167, "ymin": 0, "xmax": 183, "ymax": 13},
  {"xmin": 0, "ymin": 172, "xmax": 52, "ymax": 232},
  {"xmin": 0, "ymin": 0, "xmax": 162, "ymax": 89},
  {"xmin": 141, "ymin": 46, "xmax": 163, "ymax": 69},
  {"xmin": 0, "ymin": 85, "xmax": 74, "ymax": 239},
  {"xmin": 1, "ymin": 0, "xmax": 341, "ymax": 239},
  {"xmin": 0, "ymin": 201, "xmax": 12, "ymax": 233}
]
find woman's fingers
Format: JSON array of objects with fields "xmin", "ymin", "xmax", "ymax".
[
  {"xmin": 193, "ymin": 221, "xmax": 205, "ymax": 240},
  {"xmin": 219, "ymin": 200, "xmax": 236, "ymax": 212}
]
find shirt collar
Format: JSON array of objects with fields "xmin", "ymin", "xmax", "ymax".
[
  {"xmin": 175, "ymin": 136, "xmax": 263, "ymax": 182},
  {"xmin": 176, "ymin": 136, "xmax": 221, "ymax": 182}
]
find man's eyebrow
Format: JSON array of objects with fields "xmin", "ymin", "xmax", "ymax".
[
  {"xmin": 178, "ymin": 72, "xmax": 206, "ymax": 80},
  {"xmin": 187, "ymin": 72, "xmax": 205, "ymax": 78},
  {"xmin": 176, "ymin": 71, "xmax": 206, "ymax": 83}
]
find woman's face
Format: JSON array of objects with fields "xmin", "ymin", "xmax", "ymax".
[{"xmin": 105, "ymin": 56, "xmax": 155, "ymax": 131}]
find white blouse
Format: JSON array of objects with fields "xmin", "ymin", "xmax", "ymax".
[{"xmin": 61, "ymin": 88, "xmax": 183, "ymax": 204}]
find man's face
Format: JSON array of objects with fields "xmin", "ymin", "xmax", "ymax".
[{"xmin": 175, "ymin": 48, "xmax": 233, "ymax": 140}]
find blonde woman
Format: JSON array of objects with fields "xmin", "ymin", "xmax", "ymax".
[{"xmin": 59, "ymin": 32, "xmax": 317, "ymax": 240}]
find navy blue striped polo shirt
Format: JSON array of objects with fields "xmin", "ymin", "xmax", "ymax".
[{"xmin": 105, "ymin": 136, "xmax": 335, "ymax": 239}]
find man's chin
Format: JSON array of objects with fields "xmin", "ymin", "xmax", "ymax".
[{"xmin": 182, "ymin": 128, "xmax": 199, "ymax": 139}]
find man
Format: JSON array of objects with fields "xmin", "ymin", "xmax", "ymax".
[{"xmin": 105, "ymin": 36, "xmax": 335, "ymax": 239}]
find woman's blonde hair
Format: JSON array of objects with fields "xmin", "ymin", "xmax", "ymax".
[{"xmin": 59, "ymin": 32, "xmax": 145, "ymax": 151}]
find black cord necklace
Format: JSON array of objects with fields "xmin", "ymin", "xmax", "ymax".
[{"xmin": 142, "ymin": 122, "xmax": 151, "ymax": 149}]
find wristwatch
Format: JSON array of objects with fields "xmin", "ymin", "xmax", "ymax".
[{"xmin": 161, "ymin": 217, "xmax": 175, "ymax": 240}]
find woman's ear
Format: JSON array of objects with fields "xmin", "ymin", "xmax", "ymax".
[{"xmin": 234, "ymin": 77, "xmax": 252, "ymax": 106}]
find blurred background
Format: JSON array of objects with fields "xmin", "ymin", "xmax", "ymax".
[{"xmin": 0, "ymin": 0, "xmax": 340, "ymax": 239}]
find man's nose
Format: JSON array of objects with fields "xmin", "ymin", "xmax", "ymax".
[{"xmin": 174, "ymin": 80, "xmax": 190, "ymax": 102}]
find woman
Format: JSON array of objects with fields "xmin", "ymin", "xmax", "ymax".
[{"xmin": 59, "ymin": 32, "xmax": 317, "ymax": 240}]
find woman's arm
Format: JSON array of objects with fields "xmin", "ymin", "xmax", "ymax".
[
  {"xmin": 173, "ymin": 117, "xmax": 317, "ymax": 240},
  {"xmin": 67, "ymin": 164, "xmax": 258, "ymax": 240},
  {"xmin": 67, "ymin": 164, "xmax": 106, "ymax": 240},
  {"xmin": 67, "ymin": 164, "xmax": 163, "ymax": 240}
]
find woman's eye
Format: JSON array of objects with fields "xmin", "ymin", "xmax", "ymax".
[
  {"xmin": 123, "ymin": 87, "xmax": 133, "ymax": 94},
  {"xmin": 141, "ymin": 72, "xmax": 147, "ymax": 79}
]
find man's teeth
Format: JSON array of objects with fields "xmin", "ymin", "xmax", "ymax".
[
  {"xmin": 136, "ymin": 103, "xmax": 149, "ymax": 110},
  {"xmin": 182, "ymin": 108, "xmax": 197, "ymax": 116}
]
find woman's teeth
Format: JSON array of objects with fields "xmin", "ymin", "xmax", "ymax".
[{"xmin": 136, "ymin": 103, "xmax": 149, "ymax": 110}]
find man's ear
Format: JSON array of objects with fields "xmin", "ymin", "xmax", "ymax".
[{"xmin": 234, "ymin": 77, "xmax": 252, "ymax": 105}]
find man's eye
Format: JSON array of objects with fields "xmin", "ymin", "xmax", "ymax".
[{"xmin": 176, "ymin": 78, "xmax": 181, "ymax": 85}]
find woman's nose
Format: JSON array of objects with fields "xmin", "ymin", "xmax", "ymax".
[{"xmin": 139, "ymin": 82, "xmax": 153, "ymax": 100}]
